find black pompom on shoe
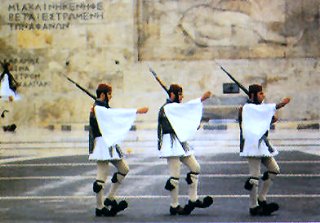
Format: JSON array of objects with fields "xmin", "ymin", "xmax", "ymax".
[
  {"xmin": 116, "ymin": 200, "xmax": 128, "ymax": 212},
  {"xmin": 189, "ymin": 196, "xmax": 213, "ymax": 208}
]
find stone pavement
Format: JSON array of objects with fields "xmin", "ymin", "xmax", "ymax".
[
  {"xmin": 1, "ymin": 120, "xmax": 319, "ymax": 163},
  {"xmin": 0, "ymin": 125, "xmax": 319, "ymax": 222}
]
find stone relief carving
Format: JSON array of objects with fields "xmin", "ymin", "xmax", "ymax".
[
  {"xmin": 137, "ymin": 0, "xmax": 320, "ymax": 60},
  {"xmin": 178, "ymin": 4, "xmax": 303, "ymax": 48}
]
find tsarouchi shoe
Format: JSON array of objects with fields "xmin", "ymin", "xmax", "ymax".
[
  {"xmin": 250, "ymin": 203, "xmax": 278, "ymax": 216},
  {"xmin": 104, "ymin": 198, "xmax": 118, "ymax": 208},
  {"xmin": 188, "ymin": 196, "xmax": 214, "ymax": 208},
  {"xmin": 170, "ymin": 205, "xmax": 186, "ymax": 215},
  {"xmin": 180, "ymin": 202, "xmax": 196, "ymax": 215},
  {"xmin": 95, "ymin": 207, "xmax": 117, "ymax": 217},
  {"xmin": 249, "ymin": 205, "xmax": 265, "ymax": 216},
  {"xmin": 258, "ymin": 200, "xmax": 279, "ymax": 214},
  {"xmin": 104, "ymin": 198, "xmax": 128, "ymax": 213}
]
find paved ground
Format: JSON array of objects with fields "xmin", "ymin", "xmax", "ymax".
[{"xmin": 0, "ymin": 128, "xmax": 319, "ymax": 222}]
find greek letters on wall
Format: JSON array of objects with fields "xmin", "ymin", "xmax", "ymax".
[
  {"xmin": 6, "ymin": 57, "xmax": 49, "ymax": 88},
  {"xmin": 7, "ymin": 1, "xmax": 104, "ymax": 30}
]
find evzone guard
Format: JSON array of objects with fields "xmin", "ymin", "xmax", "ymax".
[
  {"xmin": 0, "ymin": 61, "xmax": 20, "ymax": 132},
  {"xmin": 239, "ymin": 84, "xmax": 290, "ymax": 216},
  {"xmin": 157, "ymin": 84, "xmax": 214, "ymax": 215},
  {"xmin": 216, "ymin": 63, "xmax": 291, "ymax": 216},
  {"xmin": 88, "ymin": 83, "xmax": 148, "ymax": 217},
  {"xmin": 0, "ymin": 61, "xmax": 21, "ymax": 102}
]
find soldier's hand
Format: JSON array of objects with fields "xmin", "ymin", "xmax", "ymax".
[
  {"xmin": 281, "ymin": 97, "xmax": 291, "ymax": 105},
  {"xmin": 137, "ymin": 107, "xmax": 149, "ymax": 114},
  {"xmin": 201, "ymin": 91, "xmax": 212, "ymax": 102},
  {"xmin": 276, "ymin": 97, "xmax": 291, "ymax": 109}
]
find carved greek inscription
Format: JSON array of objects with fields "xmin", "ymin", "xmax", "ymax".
[
  {"xmin": 7, "ymin": 2, "xmax": 104, "ymax": 30},
  {"xmin": 8, "ymin": 57, "xmax": 50, "ymax": 88}
]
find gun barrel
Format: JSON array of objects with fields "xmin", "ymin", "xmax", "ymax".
[
  {"xmin": 63, "ymin": 74, "xmax": 97, "ymax": 100},
  {"xmin": 148, "ymin": 67, "xmax": 169, "ymax": 96},
  {"xmin": 216, "ymin": 63, "xmax": 249, "ymax": 96}
]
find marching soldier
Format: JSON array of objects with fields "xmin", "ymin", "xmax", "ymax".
[
  {"xmin": 157, "ymin": 84, "xmax": 213, "ymax": 215},
  {"xmin": 89, "ymin": 83, "xmax": 148, "ymax": 217},
  {"xmin": 1, "ymin": 61, "xmax": 20, "ymax": 132},
  {"xmin": 239, "ymin": 84, "xmax": 290, "ymax": 216},
  {"xmin": 0, "ymin": 61, "xmax": 20, "ymax": 101}
]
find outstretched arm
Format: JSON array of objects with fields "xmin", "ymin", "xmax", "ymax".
[
  {"xmin": 276, "ymin": 97, "xmax": 290, "ymax": 109},
  {"xmin": 137, "ymin": 107, "xmax": 149, "ymax": 114}
]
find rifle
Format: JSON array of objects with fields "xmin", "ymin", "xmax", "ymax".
[
  {"xmin": 215, "ymin": 61, "xmax": 250, "ymax": 96},
  {"xmin": 148, "ymin": 66, "xmax": 189, "ymax": 149},
  {"xmin": 148, "ymin": 67, "xmax": 170, "ymax": 96},
  {"xmin": 62, "ymin": 73, "xmax": 97, "ymax": 100}
]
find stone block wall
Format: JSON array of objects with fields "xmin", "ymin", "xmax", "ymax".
[{"xmin": 0, "ymin": 0, "xmax": 319, "ymax": 128}]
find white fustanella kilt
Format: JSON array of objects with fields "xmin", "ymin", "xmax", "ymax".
[
  {"xmin": 159, "ymin": 134, "xmax": 194, "ymax": 158},
  {"xmin": 0, "ymin": 74, "xmax": 21, "ymax": 101},
  {"xmin": 240, "ymin": 139, "xmax": 279, "ymax": 157},
  {"xmin": 89, "ymin": 136, "xmax": 123, "ymax": 161}
]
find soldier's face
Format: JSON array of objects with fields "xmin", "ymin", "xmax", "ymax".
[
  {"xmin": 257, "ymin": 91, "xmax": 265, "ymax": 103},
  {"xmin": 170, "ymin": 92, "xmax": 183, "ymax": 103},
  {"xmin": 177, "ymin": 92, "xmax": 183, "ymax": 102},
  {"xmin": 106, "ymin": 92, "xmax": 112, "ymax": 101}
]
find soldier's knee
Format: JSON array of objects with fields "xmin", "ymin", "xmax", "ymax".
[
  {"xmin": 261, "ymin": 171, "xmax": 279, "ymax": 181},
  {"xmin": 165, "ymin": 177, "xmax": 179, "ymax": 191},
  {"xmin": 119, "ymin": 162, "xmax": 130, "ymax": 175},
  {"xmin": 93, "ymin": 180, "xmax": 105, "ymax": 193},
  {"xmin": 268, "ymin": 159, "xmax": 280, "ymax": 174},
  {"xmin": 244, "ymin": 177, "xmax": 259, "ymax": 190},
  {"xmin": 193, "ymin": 163, "xmax": 201, "ymax": 173},
  {"xmin": 121, "ymin": 166, "xmax": 130, "ymax": 175},
  {"xmin": 273, "ymin": 166, "xmax": 280, "ymax": 175},
  {"xmin": 111, "ymin": 172, "xmax": 127, "ymax": 183},
  {"xmin": 186, "ymin": 155, "xmax": 200, "ymax": 173},
  {"xmin": 185, "ymin": 172, "xmax": 199, "ymax": 184}
]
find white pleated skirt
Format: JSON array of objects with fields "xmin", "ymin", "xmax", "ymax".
[
  {"xmin": 240, "ymin": 140, "xmax": 279, "ymax": 157},
  {"xmin": 159, "ymin": 134, "xmax": 194, "ymax": 158},
  {"xmin": 89, "ymin": 136, "xmax": 123, "ymax": 161},
  {"xmin": 0, "ymin": 74, "xmax": 21, "ymax": 101}
]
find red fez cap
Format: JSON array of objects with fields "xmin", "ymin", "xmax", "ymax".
[
  {"xmin": 168, "ymin": 84, "xmax": 182, "ymax": 94},
  {"xmin": 97, "ymin": 83, "xmax": 112, "ymax": 93}
]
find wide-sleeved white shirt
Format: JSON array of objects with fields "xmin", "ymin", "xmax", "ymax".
[{"xmin": 240, "ymin": 103, "xmax": 278, "ymax": 157}]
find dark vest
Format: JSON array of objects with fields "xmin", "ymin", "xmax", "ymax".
[{"xmin": 88, "ymin": 100, "xmax": 109, "ymax": 153}]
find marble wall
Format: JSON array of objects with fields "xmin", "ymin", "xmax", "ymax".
[{"xmin": 0, "ymin": 0, "xmax": 319, "ymax": 127}]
